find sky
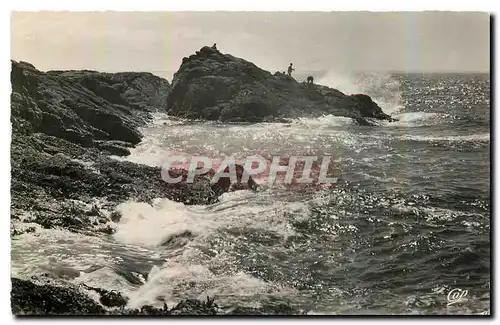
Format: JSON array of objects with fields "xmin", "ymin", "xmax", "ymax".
[{"xmin": 11, "ymin": 11, "xmax": 490, "ymax": 80}]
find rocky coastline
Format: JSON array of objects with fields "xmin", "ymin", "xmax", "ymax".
[
  {"xmin": 167, "ymin": 46, "xmax": 394, "ymax": 124},
  {"xmin": 10, "ymin": 48, "xmax": 393, "ymax": 315}
]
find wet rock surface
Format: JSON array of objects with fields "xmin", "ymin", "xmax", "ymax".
[{"xmin": 10, "ymin": 60, "xmax": 268, "ymax": 315}]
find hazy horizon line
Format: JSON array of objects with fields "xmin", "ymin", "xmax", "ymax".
[{"xmin": 10, "ymin": 57, "xmax": 490, "ymax": 81}]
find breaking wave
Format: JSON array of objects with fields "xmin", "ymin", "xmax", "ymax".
[
  {"xmin": 316, "ymin": 71, "xmax": 403, "ymax": 114},
  {"xmin": 112, "ymin": 192, "xmax": 308, "ymax": 307},
  {"xmin": 399, "ymin": 133, "xmax": 490, "ymax": 142},
  {"xmin": 291, "ymin": 115, "xmax": 355, "ymax": 128},
  {"xmin": 114, "ymin": 193, "xmax": 307, "ymax": 248}
]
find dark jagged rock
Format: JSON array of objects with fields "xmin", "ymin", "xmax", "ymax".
[
  {"xmin": 79, "ymin": 283, "xmax": 129, "ymax": 308},
  {"xmin": 169, "ymin": 297, "xmax": 218, "ymax": 315},
  {"xmin": 10, "ymin": 225, "xmax": 36, "ymax": 237},
  {"xmin": 94, "ymin": 140, "xmax": 133, "ymax": 156},
  {"xmin": 47, "ymin": 70, "xmax": 171, "ymax": 113},
  {"xmin": 99, "ymin": 291, "xmax": 128, "ymax": 308},
  {"xmin": 96, "ymin": 225, "xmax": 115, "ymax": 235},
  {"xmin": 11, "ymin": 61, "xmax": 171, "ymax": 146},
  {"xmin": 167, "ymin": 46, "xmax": 394, "ymax": 124},
  {"xmin": 11, "ymin": 278, "xmax": 221, "ymax": 316},
  {"xmin": 11, "ymin": 278, "xmax": 106, "ymax": 315},
  {"xmin": 11, "ymin": 61, "xmax": 244, "ymax": 234}
]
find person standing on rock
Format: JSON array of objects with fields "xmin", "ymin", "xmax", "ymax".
[{"xmin": 287, "ymin": 63, "xmax": 295, "ymax": 77}]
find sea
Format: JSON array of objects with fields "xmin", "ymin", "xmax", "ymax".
[{"xmin": 11, "ymin": 72, "xmax": 491, "ymax": 315}]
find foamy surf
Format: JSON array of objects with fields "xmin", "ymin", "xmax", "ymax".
[
  {"xmin": 149, "ymin": 112, "xmax": 188, "ymax": 126},
  {"xmin": 10, "ymin": 66, "xmax": 490, "ymax": 315},
  {"xmin": 114, "ymin": 192, "xmax": 308, "ymax": 248},
  {"xmin": 291, "ymin": 115, "xmax": 355, "ymax": 128},
  {"xmin": 11, "ymin": 228, "xmax": 117, "ymax": 279},
  {"xmin": 110, "ymin": 113, "xmax": 192, "ymax": 167},
  {"xmin": 289, "ymin": 112, "xmax": 445, "ymax": 130},
  {"xmin": 112, "ymin": 191, "xmax": 308, "ymax": 309},
  {"xmin": 387, "ymin": 112, "xmax": 450, "ymax": 127},
  {"xmin": 400, "ymin": 133, "xmax": 490, "ymax": 142},
  {"xmin": 126, "ymin": 262, "xmax": 298, "ymax": 309},
  {"xmin": 316, "ymin": 71, "xmax": 403, "ymax": 114}
]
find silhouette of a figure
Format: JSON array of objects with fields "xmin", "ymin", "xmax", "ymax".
[
  {"xmin": 287, "ymin": 63, "xmax": 295, "ymax": 77},
  {"xmin": 307, "ymin": 76, "xmax": 314, "ymax": 85},
  {"xmin": 212, "ymin": 43, "xmax": 217, "ymax": 50}
]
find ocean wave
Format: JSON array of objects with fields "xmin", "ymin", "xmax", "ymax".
[
  {"xmin": 289, "ymin": 112, "xmax": 449, "ymax": 129},
  {"xmin": 114, "ymin": 193, "xmax": 307, "ymax": 248},
  {"xmin": 11, "ymin": 228, "xmax": 117, "ymax": 279},
  {"xmin": 149, "ymin": 112, "xmax": 189, "ymax": 126},
  {"xmin": 126, "ymin": 262, "xmax": 297, "ymax": 309},
  {"xmin": 357, "ymin": 171, "xmax": 408, "ymax": 184},
  {"xmin": 316, "ymin": 71, "xmax": 403, "ymax": 114},
  {"xmin": 387, "ymin": 112, "xmax": 448, "ymax": 127},
  {"xmin": 112, "ymin": 192, "xmax": 306, "ymax": 308},
  {"xmin": 399, "ymin": 133, "xmax": 490, "ymax": 142}
]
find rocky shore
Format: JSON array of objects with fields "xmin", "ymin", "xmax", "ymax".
[
  {"xmin": 10, "ymin": 48, "xmax": 392, "ymax": 315},
  {"xmin": 11, "ymin": 277, "xmax": 219, "ymax": 315}
]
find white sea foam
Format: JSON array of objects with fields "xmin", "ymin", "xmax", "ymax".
[
  {"xmin": 127, "ymin": 262, "xmax": 297, "ymax": 309},
  {"xmin": 387, "ymin": 112, "xmax": 450, "ymax": 127},
  {"xmin": 113, "ymin": 191, "xmax": 307, "ymax": 248},
  {"xmin": 316, "ymin": 71, "xmax": 403, "ymax": 114},
  {"xmin": 111, "ymin": 190, "xmax": 306, "ymax": 308},
  {"xmin": 74, "ymin": 266, "xmax": 139, "ymax": 296},
  {"xmin": 292, "ymin": 115, "xmax": 356, "ymax": 128}
]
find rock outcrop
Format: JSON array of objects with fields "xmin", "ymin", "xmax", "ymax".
[
  {"xmin": 10, "ymin": 60, "xmax": 256, "ymax": 237},
  {"xmin": 164, "ymin": 163, "xmax": 259, "ymax": 196},
  {"xmin": 11, "ymin": 60, "xmax": 171, "ymax": 146},
  {"xmin": 167, "ymin": 46, "xmax": 394, "ymax": 124}
]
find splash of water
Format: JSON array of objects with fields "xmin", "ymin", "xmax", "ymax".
[{"xmin": 316, "ymin": 70, "xmax": 403, "ymax": 114}]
